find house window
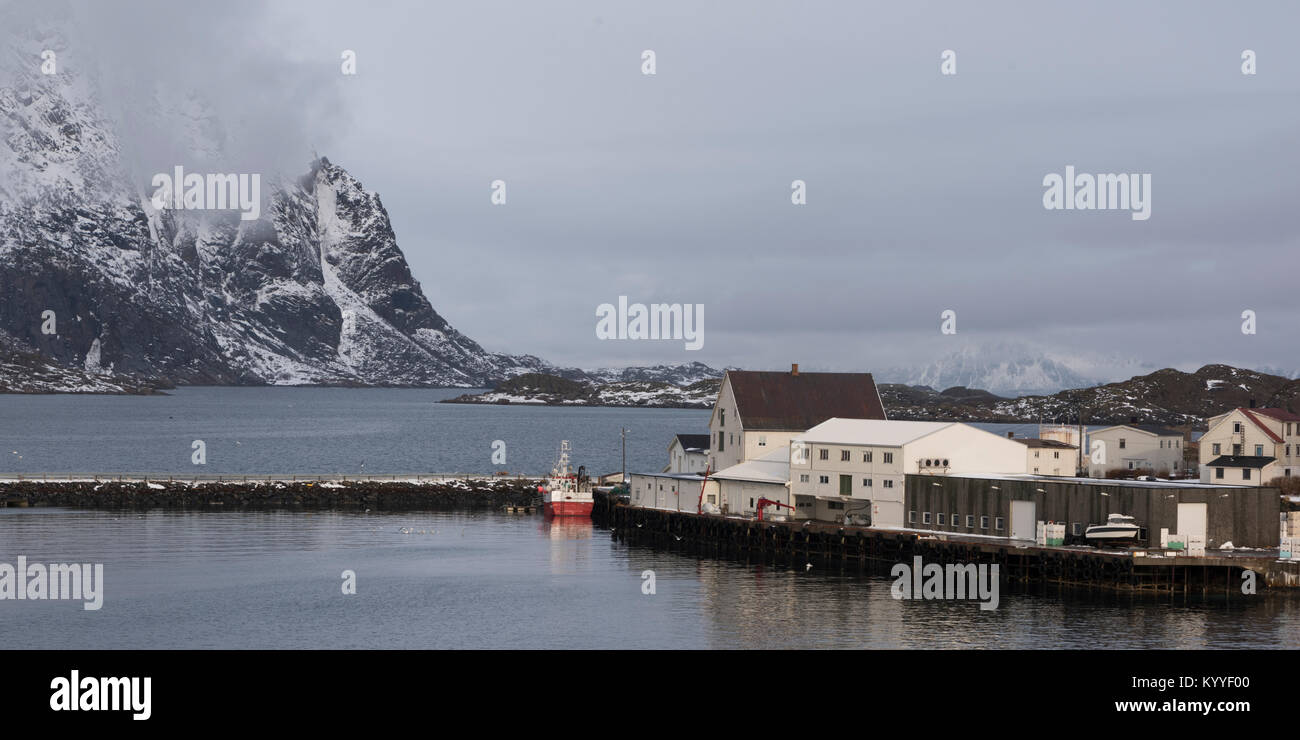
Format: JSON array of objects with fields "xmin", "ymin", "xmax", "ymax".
[
  {"xmin": 819, "ymin": 475, "xmax": 829, "ymax": 484},
  {"xmin": 1072, "ymin": 522, "xmax": 1082, "ymax": 536},
  {"xmin": 1255, "ymin": 444, "xmax": 1264, "ymax": 456},
  {"xmin": 1243, "ymin": 469, "xmax": 1251, "ymax": 481},
  {"xmin": 720, "ymin": 409, "xmax": 725, "ymax": 426},
  {"xmin": 758, "ymin": 435, "xmax": 766, "ymax": 447},
  {"xmin": 909, "ymin": 510, "xmax": 917, "ymax": 524},
  {"xmin": 1033, "ymin": 467, "xmax": 1039, "ymax": 474},
  {"xmin": 965, "ymin": 515, "xmax": 974, "ymax": 528},
  {"xmin": 1215, "ymin": 467, "xmax": 1224, "ymax": 479},
  {"xmin": 923, "ymin": 512, "xmax": 932, "ymax": 524},
  {"xmin": 863, "ymin": 451, "xmax": 873, "ymax": 463},
  {"xmin": 819, "ymin": 449, "xmax": 829, "ymax": 461},
  {"xmin": 841, "ymin": 450, "xmax": 851, "ymax": 462},
  {"xmin": 1053, "ymin": 451, "xmax": 1060, "ymax": 459},
  {"xmin": 942, "ymin": 459, "xmax": 949, "ymax": 466},
  {"xmin": 799, "ymin": 474, "xmax": 809, "ymax": 483},
  {"xmin": 980, "ymin": 516, "xmax": 989, "ymax": 530},
  {"xmin": 883, "ymin": 452, "xmax": 894, "ymax": 464},
  {"xmin": 1034, "ymin": 451, "xmax": 1040, "ymax": 458},
  {"xmin": 717, "ymin": 432, "xmax": 724, "ymax": 452},
  {"xmin": 1212, "ymin": 443, "xmax": 1221, "ymax": 455},
  {"xmin": 883, "ymin": 480, "xmax": 894, "ymax": 488},
  {"xmin": 862, "ymin": 478, "xmax": 872, "ymax": 487},
  {"xmin": 1234, "ymin": 422, "xmax": 1242, "ymax": 433},
  {"xmin": 749, "ymin": 498, "xmax": 754, "ymax": 508},
  {"xmin": 937, "ymin": 513, "xmax": 946, "ymax": 525},
  {"xmin": 1119, "ymin": 438, "xmax": 1126, "ymax": 449},
  {"xmin": 995, "ymin": 517, "xmax": 1005, "ymax": 531},
  {"xmin": 827, "ymin": 501, "xmax": 844, "ymax": 510}
]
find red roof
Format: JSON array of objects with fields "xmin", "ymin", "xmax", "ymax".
[
  {"xmin": 1240, "ymin": 409, "xmax": 1283, "ymax": 444},
  {"xmin": 726, "ymin": 370, "xmax": 887, "ymax": 430},
  {"xmin": 1250, "ymin": 407, "xmax": 1300, "ymax": 423}
]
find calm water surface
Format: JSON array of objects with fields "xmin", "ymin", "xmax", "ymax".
[
  {"xmin": 0, "ymin": 387, "xmax": 708, "ymax": 476},
  {"xmin": 2, "ymin": 507, "xmax": 1298, "ymax": 649}
]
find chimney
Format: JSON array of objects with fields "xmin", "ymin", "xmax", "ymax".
[
  {"xmin": 1007, "ymin": 431, "xmax": 1015, "ymax": 438},
  {"xmin": 791, "ymin": 363, "xmax": 799, "ymax": 377},
  {"xmin": 1249, "ymin": 399, "xmax": 1256, "ymax": 409}
]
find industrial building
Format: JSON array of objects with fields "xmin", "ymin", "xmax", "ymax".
[{"xmin": 904, "ymin": 473, "xmax": 1281, "ymax": 549}]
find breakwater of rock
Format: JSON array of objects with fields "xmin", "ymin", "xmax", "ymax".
[{"xmin": 0, "ymin": 478, "xmax": 543, "ymax": 511}]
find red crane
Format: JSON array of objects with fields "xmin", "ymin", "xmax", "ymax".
[
  {"xmin": 696, "ymin": 465, "xmax": 711, "ymax": 514},
  {"xmin": 756, "ymin": 497, "xmax": 794, "ymax": 521}
]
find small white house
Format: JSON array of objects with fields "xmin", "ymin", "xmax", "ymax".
[
  {"xmin": 1199, "ymin": 407, "xmax": 1300, "ymax": 483},
  {"xmin": 788, "ymin": 418, "xmax": 1031, "ymax": 527},
  {"xmin": 1013, "ymin": 437, "xmax": 1079, "ymax": 476},
  {"xmin": 1087, "ymin": 424, "xmax": 1184, "ymax": 477},
  {"xmin": 664, "ymin": 434, "xmax": 710, "ymax": 474}
]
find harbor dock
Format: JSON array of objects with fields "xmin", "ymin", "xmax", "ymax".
[{"xmin": 594, "ymin": 491, "xmax": 1300, "ymax": 592}]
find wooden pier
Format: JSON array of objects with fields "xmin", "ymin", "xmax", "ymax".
[{"xmin": 593, "ymin": 492, "xmax": 1300, "ymax": 593}]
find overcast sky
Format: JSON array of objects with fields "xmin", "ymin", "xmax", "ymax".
[{"xmin": 25, "ymin": 0, "xmax": 1300, "ymax": 378}]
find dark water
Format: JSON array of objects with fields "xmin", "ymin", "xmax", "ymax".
[
  {"xmin": 2, "ymin": 507, "xmax": 1298, "ymax": 649},
  {"xmin": 0, "ymin": 387, "xmax": 708, "ymax": 476}
]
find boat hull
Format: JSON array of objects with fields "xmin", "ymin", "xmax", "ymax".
[
  {"xmin": 1085, "ymin": 526, "xmax": 1140, "ymax": 541},
  {"xmin": 543, "ymin": 500, "xmax": 594, "ymax": 518}
]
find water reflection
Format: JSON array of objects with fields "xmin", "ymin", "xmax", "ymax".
[{"xmin": 0, "ymin": 507, "xmax": 1297, "ymax": 649}]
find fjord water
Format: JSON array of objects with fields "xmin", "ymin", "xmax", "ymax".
[
  {"xmin": 3, "ymin": 507, "xmax": 1299, "ymax": 649},
  {"xmin": 2, "ymin": 387, "xmax": 1298, "ymax": 649},
  {"xmin": 0, "ymin": 387, "xmax": 705, "ymax": 476}
]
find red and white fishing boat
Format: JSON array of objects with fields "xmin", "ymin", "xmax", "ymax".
[{"xmin": 539, "ymin": 441, "xmax": 593, "ymax": 518}]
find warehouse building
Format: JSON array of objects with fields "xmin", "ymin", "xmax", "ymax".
[{"xmin": 903, "ymin": 473, "xmax": 1281, "ymax": 549}]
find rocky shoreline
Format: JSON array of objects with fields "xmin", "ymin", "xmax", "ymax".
[{"xmin": 0, "ymin": 478, "xmax": 543, "ymax": 511}]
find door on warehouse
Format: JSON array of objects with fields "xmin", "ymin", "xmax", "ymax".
[
  {"xmin": 1010, "ymin": 500, "xmax": 1037, "ymax": 540},
  {"xmin": 1177, "ymin": 502, "xmax": 1208, "ymax": 541}
]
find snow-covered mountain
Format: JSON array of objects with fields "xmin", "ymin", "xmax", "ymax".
[
  {"xmin": 885, "ymin": 342, "xmax": 1108, "ymax": 396},
  {"xmin": 0, "ymin": 24, "xmax": 561, "ymax": 389}
]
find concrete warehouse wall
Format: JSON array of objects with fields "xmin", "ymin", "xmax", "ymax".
[{"xmin": 904, "ymin": 475, "xmax": 1281, "ymax": 549}]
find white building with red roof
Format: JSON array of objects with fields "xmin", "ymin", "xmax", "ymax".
[{"xmin": 1199, "ymin": 406, "xmax": 1300, "ymax": 484}]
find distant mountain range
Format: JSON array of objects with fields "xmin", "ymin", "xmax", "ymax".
[
  {"xmin": 449, "ymin": 363, "xmax": 1300, "ymax": 428},
  {"xmin": 883, "ymin": 364, "xmax": 1300, "ymax": 427},
  {"xmin": 879, "ymin": 341, "xmax": 1161, "ymax": 397}
]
